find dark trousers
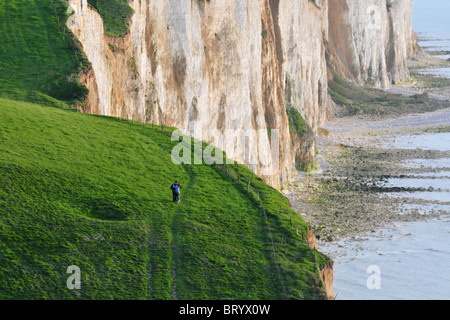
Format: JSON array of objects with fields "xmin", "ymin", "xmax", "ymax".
[{"xmin": 172, "ymin": 191, "xmax": 180, "ymax": 202}]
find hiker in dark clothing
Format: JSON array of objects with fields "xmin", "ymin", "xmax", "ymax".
[{"xmin": 170, "ymin": 181, "xmax": 181, "ymax": 203}]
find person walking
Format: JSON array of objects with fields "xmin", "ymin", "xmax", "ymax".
[{"xmin": 170, "ymin": 180, "xmax": 181, "ymax": 203}]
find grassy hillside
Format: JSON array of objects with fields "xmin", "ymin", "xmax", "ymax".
[
  {"xmin": 0, "ymin": 0, "xmax": 89, "ymax": 106},
  {"xmin": 0, "ymin": 98, "xmax": 330, "ymax": 300},
  {"xmin": 0, "ymin": 0, "xmax": 331, "ymax": 300}
]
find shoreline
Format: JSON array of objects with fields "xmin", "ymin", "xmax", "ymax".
[
  {"xmin": 403, "ymin": 53, "xmax": 450, "ymax": 99},
  {"xmin": 285, "ymin": 94, "xmax": 450, "ymax": 249},
  {"xmin": 287, "ymin": 50, "xmax": 450, "ymax": 299}
]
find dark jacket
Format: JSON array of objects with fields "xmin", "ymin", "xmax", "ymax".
[{"xmin": 171, "ymin": 183, "xmax": 181, "ymax": 194}]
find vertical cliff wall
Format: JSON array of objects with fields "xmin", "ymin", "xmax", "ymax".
[
  {"xmin": 279, "ymin": 0, "xmax": 330, "ymax": 130},
  {"xmin": 67, "ymin": 0, "xmax": 328, "ymax": 189},
  {"xmin": 67, "ymin": 0, "xmax": 417, "ymax": 188},
  {"xmin": 327, "ymin": 0, "xmax": 418, "ymax": 88}
]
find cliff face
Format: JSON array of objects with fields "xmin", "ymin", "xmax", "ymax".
[
  {"xmin": 280, "ymin": 0, "xmax": 331, "ymax": 131},
  {"xmin": 67, "ymin": 0, "xmax": 327, "ymax": 189},
  {"xmin": 307, "ymin": 226, "xmax": 334, "ymax": 300},
  {"xmin": 327, "ymin": 0, "xmax": 417, "ymax": 88},
  {"xmin": 67, "ymin": 0, "xmax": 417, "ymax": 188},
  {"xmin": 320, "ymin": 264, "xmax": 335, "ymax": 300}
]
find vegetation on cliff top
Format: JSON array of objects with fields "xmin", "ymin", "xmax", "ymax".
[
  {"xmin": 0, "ymin": 97, "xmax": 330, "ymax": 299},
  {"xmin": 87, "ymin": 0, "xmax": 134, "ymax": 37},
  {"xmin": 0, "ymin": 0, "xmax": 90, "ymax": 106}
]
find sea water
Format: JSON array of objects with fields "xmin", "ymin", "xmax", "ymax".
[
  {"xmin": 386, "ymin": 132, "xmax": 450, "ymax": 151},
  {"xmin": 413, "ymin": 0, "xmax": 450, "ymax": 56},
  {"xmin": 413, "ymin": 0, "xmax": 450, "ymax": 76},
  {"xmin": 322, "ymin": 133, "xmax": 450, "ymax": 300},
  {"xmin": 325, "ymin": 216, "xmax": 450, "ymax": 300},
  {"xmin": 319, "ymin": 1, "xmax": 450, "ymax": 300}
]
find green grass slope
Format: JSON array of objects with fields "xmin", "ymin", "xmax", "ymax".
[
  {"xmin": 0, "ymin": 98, "xmax": 330, "ymax": 300},
  {"xmin": 87, "ymin": 0, "xmax": 134, "ymax": 37},
  {"xmin": 0, "ymin": 0, "xmax": 89, "ymax": 106}
]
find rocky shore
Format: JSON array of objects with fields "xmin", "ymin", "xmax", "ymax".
[
  {"xmin": 285, "ymin": 101, "xmax": 450, "ymax": 248},
  {"xmin": 401, "ymin": 54, "xmax": 450, "ymax": 99}
]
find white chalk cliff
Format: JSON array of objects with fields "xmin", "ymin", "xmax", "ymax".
[
  {"xmin": 67, "ymin": 0, "xmax": 419, "ymax": 189},
  {"xmin": 327, "ymin": 0, "xmax": 418, "ymax": 88}
]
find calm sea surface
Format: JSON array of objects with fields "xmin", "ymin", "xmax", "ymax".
[
  {"xmin": 320, "ymin": 2, "xmax": 450, "ymax": 300},
  {"xmin": 322, "ymin": 133, "xmax": 450, "ymax": 300},
  {"xmin": 414, "ymin": 0, "xmax": 450, "ymax": 74}
]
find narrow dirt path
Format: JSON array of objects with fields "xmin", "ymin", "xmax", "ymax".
[{"xmin": 168, "ymin": 164, "xmax": 196, "ymax": 300}]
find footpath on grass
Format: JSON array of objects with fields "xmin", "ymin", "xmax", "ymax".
[{"xmin": 0, "ymin": 97, "xmax": 331, "ymax": 300}]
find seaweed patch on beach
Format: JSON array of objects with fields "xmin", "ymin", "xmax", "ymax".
[{"xmin": 286, "ymin": 110, "xmax": 450, "ymax": 245}]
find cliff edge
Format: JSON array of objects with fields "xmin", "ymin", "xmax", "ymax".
[{"xmin": 67, "ymin": 0, "xmax": 419, "ymax": 189}]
